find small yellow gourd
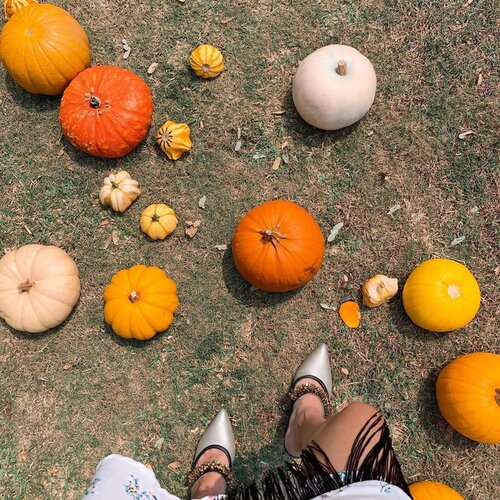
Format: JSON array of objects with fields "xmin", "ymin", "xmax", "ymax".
[
  {"xmin": 189, "ymin": 44, "xmax": 224, "ymax": 79},
  {"xmin": 99, "ymin": 170, "xmax": 141, "ymax": 213},
  {"xmin": 156, "ymin": 121, "xmax": 192, "ymax": 160},
  {"xmin": 140, "ymin": 204, "xmax": 178, "ymax": 240},
  {"xmin": 362, "ymin": 274, "xmax": 398, "ymax": 308},
  {"xmin": 3, "ymin": 0, "xmax": 37, "ymax": 19}
]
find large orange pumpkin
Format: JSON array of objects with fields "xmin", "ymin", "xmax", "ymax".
[
  {"xmin": 59, "ymin": 66, "xmax": 153, "ymax": 158},
  {"xmin": 409, "ymin": 480, "xmax": 464, "ymax": 499},
  {"xmin": 0, "ymin": 4, "xmax": 90, "ymax": 95},
  {"xmin": 232, "ymin": 200, "xmax": 324, "ymax": 292},
  {"xmin": 402, "ymin": 258, "xmax": 480, "ymax": 332},
  {"xmin": 436, "ymin": 352, "xmax": 500, "ymax": 444}
]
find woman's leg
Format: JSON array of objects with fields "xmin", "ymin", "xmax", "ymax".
[
  {"xmin": 189, "ymin": 448, "xmax": 228, "ymax": 499},
  {"xmin": 285, "ymin": 378, "xmax": 383, "ymax": 471}
]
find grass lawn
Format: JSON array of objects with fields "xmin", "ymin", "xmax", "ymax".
[{"xmin": 0, "ymin": 0, "xmax": 498, "ymax": 498}]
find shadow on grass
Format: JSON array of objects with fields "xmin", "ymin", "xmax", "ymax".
[
  {"xmin": 416, "ymin": 367, "xmax": 479, "ymax": 454},
  {"xmin": 221, "ymin": 248, "xmax": 302, "ymax": 307},
  {"xmin": 4, "ymin": 74, "xmax": 60, "ymax": 111},
  {"xmin": 280, "ymin": 88, "xmax": 361, "ymax": 147}
]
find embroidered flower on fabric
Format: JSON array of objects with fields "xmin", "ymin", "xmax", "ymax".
[
  {"xmin": 83, "ymin": 477, "xmax": 101, "ymax": 495},
  {"xmin": 123, "ymin": 475, "xmax": 159, "ymax": 499}
]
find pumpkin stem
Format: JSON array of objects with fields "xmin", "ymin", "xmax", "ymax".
[
  {"xmin": 160, "ymin": 130, "xmax": 172, "ymax": 145},
  {"xmin": 495, "ymin": 388, "xmax": 500, "ymax": 406},
  {"xmin": 201, "ymin": 63, "xmax": 212, "ymax": 74},
  {"xmin": 259, "ymin": 226, "xmax": 286, "ymax": 247},
  {"xmin": 110, "ymin": 180, "xmax": 120, "ymax": 189},
  {"xmin": 336, "ymin": 60, "xmax": 347, "ymax": 76},
  {"xmin": 152, "ymin": 214, "xmax": 160, "ymax": 222},
  {"xmin": 447, "ymin": 284, "xmax": 461, "ymax": 299},
  {"xmin": 18, "ymin": 279, "xmax": 35, "ymax": 293},
  {"xmin": 89, "ymin": 96, "xmax": 102, "ymax": 109},
  {"xmin": 129, "ymin": 290, "xmax": 140, "ymax": 303}
]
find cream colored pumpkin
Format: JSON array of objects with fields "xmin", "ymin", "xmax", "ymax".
[
  {"xmin": 292, "ymin": 44, "xmax": 377, "ymax": 130},
  {"xmin": 99, "ymin": 170, "xmax": 141, "ymax": 212},
  {"xmin": 0, "ymin": 244, "xmax": 80, "ymax": 333}
]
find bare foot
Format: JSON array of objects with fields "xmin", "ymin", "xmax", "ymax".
[
  {"xmin": 284, "ymin": 378, "xmax": 327, "ymax": 457},
  {"xmin": 190, "ymin": 448, "xmax": 228, "ymax": 499}
]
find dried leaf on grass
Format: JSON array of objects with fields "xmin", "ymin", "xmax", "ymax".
[
  {"xmin": 123, "ymin": 48, "xmax": 131, "ymax": 59},
  {"xmin": 198, "ymin": 195, "xmax": 206, "ymax": 209},
  {"xmin": 458, "ymin": 130, "xmax": 475, "ymax": 140},
  {"xmin": 185, "ymin": 220, "xmax": 201, "ymax": 238},
  {"xmin": 111, "ymin": 229, "xmax": 119, "ymax": 245},
  {"xmin": 214, "ymin": 244, "xmax": 227, "ymax": 251},
  {"xmin": 387, "ymin": 204, "xmax": 401, "ymax": 216},
  {"xmin": 168, "ymin": 461, "xmax": 181, "ymax": 470},
  {"xmin": 320, "ymin": 303, "xmax": 335, "ymax": 310},
  {"xmin": 338, "ymin": 301, "xmax": 360, "ymax": 328},
  {"xmin": 234, "ymin": 140, "xmax": 242, "ymax": 152},
  {"xmin": 340, "ymin": 367, "xmax": 349, "ymax": 376},
  {"xmin": 147, "ymin": 62, "xmax": 158, "ymax": 75},
  {"xmin": 476, "ymin": 73, "xmax": 483, "ymax": 87},
  {"xmin": 121, "ymin": 39, "xmax": 129, "ymax": 51},
  {"xmin": 154, "ymin": 437, "xmax": 164, "ymax": 449},
  {"xmin": 451, "ymin": 235, "xmax": 465, "ymax": 246},
  {"xmin": 327, "ymin": 222, "xmax": 343, "ymax": 242},
  {"xmin": 272, "ymin": 157, "xmax": 281, "ymax": 170},
  {"xmin": 62, "ymin": 363, "xmax": 71, "ymax": 370}
]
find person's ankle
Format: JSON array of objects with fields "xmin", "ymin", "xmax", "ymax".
[{"xmin": 190, "ymin": 448, "xmax": 228, "ymax": 499}]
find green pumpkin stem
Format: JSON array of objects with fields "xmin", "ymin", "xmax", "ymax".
[
  {"xmin": 129, "ymin": 290, "xmax": 140, "ymax": 303},
  {"xmin": 18, "ymin": 279, "xmax": 35, "ymax": 293}
]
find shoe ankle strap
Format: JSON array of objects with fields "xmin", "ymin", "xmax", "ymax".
[
  {"xmin": 289, "ymin": 383, "xmax": 333, "ymax": 418},
  {"xmin": 186, "ymin": 460, "xmax": 235, "ymax": 491}
]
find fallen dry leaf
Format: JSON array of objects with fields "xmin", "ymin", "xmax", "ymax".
[
  {"xmin": 62, "ymin": 363, "xmax": 71, "ymax": 370},
  {"xmin": 154, "ymin": 437, "xmax": 164, "ymax": 449},
  {"xmin": 281, "ymin": 140, "xmax": 289, "ymax": 149},
  {"xmin": 476, "ymin": 73, "xmax": 483, "ymax": 87},
  {"xmin": 100, "ymin": 219, "xmax": 110, "ymax": 227},
  {"xmin": 387, "ymin": 204, "xmax": 401, "ymax": 216},
  {"xmin": 237, "ymin": 127, "xmax": 242, "ymax": 139},
  {"xmin": 272, "ymin": 157, "xmax": 281, "ymax": 170},
  {"xmin": 327, "ymin": 222, "xmax": 343, "ymax": 242},
  {"xmin": 220, "ymin": 17, "xmax": 233, "ymax": 24},
  {"xmin": 123, "ymin": 48, "xmax": 131, "ymax": 60},
  {"xmin": 168, "ymin": 462, "xmax": 181, "ymax": 471},
  {"xmin": 458, "ymin": 130, "xmax": 475, "ymax": 140},
  {"xmin": 121, "ymin": 39, "xmax": 129, "ymax": 51},
  {"xmin": 185, "ymin": 220, "xmax": 202, "ymax": 238},
  {"xmin": 470, "ymin": 206, "xmax": 479, "ymax": 213},
  {"xmin": 341, "ymin": 367, "xmax": 349, "ymax": 376},
  {"xmin": 57, "ymin": 148, "xmax": 65, "ymax": 158},
  {"xmin": 198, "ymin": 195, "xmax": 207, "ymax": 209},
  {"xmin": 271, "ymin": 110, "xmax": 286, "ymax": 115},
  {"xmin": 320, "ymin": 303, "xmax": 335, "ymax": 310},
  {"xmin": 103, "ymin": 235, "xmax": 112, "ymax": 249},
  {"xmin": 147, "ymin": 62, "xmax": 158, "ymax": 75},
  {"xmin": 111, "ymin": 229, "xmax": 119, "ymax": 245},
  {"xmin": 214, "ymin": 244, "xmax": 227, "ymax": 251},
  {"xmin": 282, "ymin": 150, "xmax": 289, "ymax": 164},
  {"xmin": 343, "ymin": 274, "xmax": 349, "ymax": 282},
  {"xmin": 234, "ymin": 140, "xmax": 242, "ymax": 152},
  {"xmin": 451, "ymin": 235, "xmax": 465, "ymax": 246}
]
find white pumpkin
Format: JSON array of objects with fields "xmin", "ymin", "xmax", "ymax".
[
  {"xmin": 292, "ymin": 44, "xmax": 377, "ymax": 130},
  {"xmin": 99, "ymin": 170, "xmax": 141, "ymax": 213},
  {"xmin": 0, "ymin": 244, "xmax": 81, "ymax": 333}
]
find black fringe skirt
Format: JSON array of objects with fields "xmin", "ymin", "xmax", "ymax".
[{"xmin": 229, "ymin": 413, "xmax": 413, "ymax": 500}]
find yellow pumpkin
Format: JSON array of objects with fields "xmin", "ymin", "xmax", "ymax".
[
  {"xmin": 189, "ymin": 44, "xmax": 224, "ymax": 79},
  {"xmin": 402, "ymin": 259, "xmax": 480, "ymax": 332},
  {"xmin": 362, "ymin": 274, "xmax": 398, "ymax": 308},
  {"xmin": 156, "ymin": 121, "xmax": 192, "ymax": 160},
  {"xmin": 99, "ymin": 170, "xmax": 141, "ymax": 213},
  {"xmin": 436, "ymin": 352, "xmax": 500, "ymax": 444},
  {"xmin": 140, "ymin": 204, "xmax": 178, "ymax": 240},
  {"xmin": 0, "ymin": 4, "xmax": 90, "ymax": 95},
  {"xmin": 0, "ymin": 244, "xmax": 80, "ymax": 333},
  {"xmin": 104, "ymin": 265, "xmax": 178, "ymax": 340},
  {"xmin": 409, "ymin": 480, "xmax": 464, "ymax": 499},
  {"xmin": 3, "ymin": 0, "xmax": 37, "ymax": 19}
]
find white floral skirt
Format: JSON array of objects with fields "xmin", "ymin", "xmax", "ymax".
[{"xmin": 83, "ymin": 454, "xmax": 411, "ymax": 500}]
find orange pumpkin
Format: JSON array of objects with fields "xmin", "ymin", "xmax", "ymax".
[
  {"xmin": 104, "ymin": 265, "xmax": 178, "ymax": 340},
  {"xmin": 59, "ymin": 66, "xmax": 153, "ymax": 158},
  {"xmin": 409, "ymin": 480, "xmax": 464, "ymax": 499},
  {"xmin": 436, "ymin": 352, "xmax": 500, "ymax": 444},
  {"xmin": 232, "ymin": 200, "xmax": 324, "ymax": 292},
  {"xmin": 0, "ymin": 4, "xmax": 90, "ymax": 95},
  {"xmin": 4, "ymin": 0, "xmax": 38, "ymax": 20}
]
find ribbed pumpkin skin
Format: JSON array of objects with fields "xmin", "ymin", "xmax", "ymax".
[
  {"xmin": 0, "ymin": 4, "xmax": 90, "ymax": 95},
  {"xmin": 436, "ymin": 353, "xmax": 500, "ymax": 444},
  {"xmin": 104, "ymin": 265, "xmax": 178, "ymax": 340},
  {"xmin": 402, "ymin": 259, "xmax": 480, "ymax": 332},
  {"xmin": 0, "ymin": 244, "xmax": 80, "ymax": 333},
  {"xmin": 59, "ymin": 66, "xmax": 153, "ymax": 158},
  {"xmin": 232, "ymin": 200, "xmax": 324, "ymax": 292},
  {"xmin": 409, "ymin": 480, "xmax": 464, "ymax": 499}
]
